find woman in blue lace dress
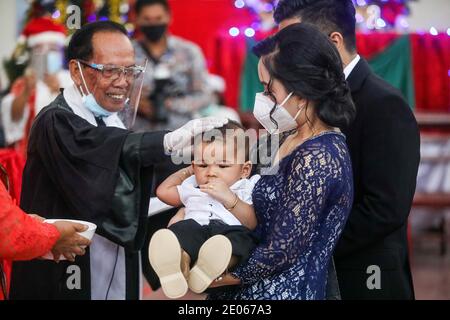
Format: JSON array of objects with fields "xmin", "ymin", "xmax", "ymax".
[{"xmin": 208, "ymin": 23, "xmax": 356, "ymax": 300}]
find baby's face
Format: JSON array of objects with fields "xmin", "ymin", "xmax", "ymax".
[{"xmin": 192, "ymin": 140, "xmax": 251, "ymax": 186}]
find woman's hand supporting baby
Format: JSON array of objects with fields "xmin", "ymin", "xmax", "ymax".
[{"xmin": 209, "ymin": 272, "xmax": 241, "ymax": 288}]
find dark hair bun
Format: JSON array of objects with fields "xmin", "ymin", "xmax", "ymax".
[{"xmin": 317, "ymin": 74, "xmax": 355, "ymax": 128}]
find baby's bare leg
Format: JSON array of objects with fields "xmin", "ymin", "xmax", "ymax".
[
  {"xmin": 168, "ymin": 207, "xmax": 186, "ymax": 227},
  {"xmin": 181, "ymin": 249, "xmax": 191, "ymax": 279},
  {"xmin": 227, "ymin": 255, "xmax": 239, "ymax": 270}
]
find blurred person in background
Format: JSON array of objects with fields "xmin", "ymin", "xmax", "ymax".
[
  {"xmin": 195, "ymin": 73, "xmax": 241, "ymax": 124},
  {"xmin": 132, "ymin": 0, "xmax": 212, "ymax": 132},
  {"xmin": 1, "ymin": 9, "xmax": 71, "ymax": 156}
]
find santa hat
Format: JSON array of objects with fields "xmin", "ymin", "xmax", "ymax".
[
  {"xmin": 207, "ymin": 74, "xmax": 226, "ymax": 93},
  {"xmin": 19, "ymin": 16, "xmax": 66, "ymax": 47}
]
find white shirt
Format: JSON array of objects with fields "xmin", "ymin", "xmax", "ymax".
[
  {"xmin": 63, "ymin": 84, "xmax": 125, "ymax": 128},
  {"xmin": 177, "ymin": 174, "xmax": 261, "ymax": 226},
  {"xmin": 344, "ymin": 54, "xmax": 361, "ymax": 80}
]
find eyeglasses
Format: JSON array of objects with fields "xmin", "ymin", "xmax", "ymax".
[{"xmin": 78, "ymin": 60, "xmax": 146, "ymax": 81}]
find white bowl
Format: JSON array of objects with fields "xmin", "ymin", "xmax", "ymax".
[{"xmin": 41, "ymin": 219, "xmax": 97, "ymax": 261}]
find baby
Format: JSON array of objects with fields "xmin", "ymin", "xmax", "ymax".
[{"xmin": 149, "ymin": 120, "xmax": 260, "ymax": 299}]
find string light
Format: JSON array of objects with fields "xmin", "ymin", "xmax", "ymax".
[
  {"xmin": 229, "ymin": 27, "xmax": 240, "ymax": 37},
  {"xmin": 229, "ymin": 0, "xmax": 442, "ymax": 37},
  {"xmin": 429, "ymin": 27, "xmax": 438, "ymax": 36},
  {"xmin": 234, "ymin": 0, "xmax": 245, "ymax": 9},
  {"xmin": 245, "ymin": 27, "xmax": 256, "ymax": 37},
  {"xmin": 228, "ymin": 0, "xmax": 278, "ymax": 37},
  {"xmin": 51, "ymin": 10, "xmax": 61, "ymax": 19},
  {"xmin": 355, "ymin": 13, "xmax": 364, "ymax": 23},
  {"xmin": 353, "ymin": 0, "xmax": 413, "ymax": 30},
  {"xmin": 376, "ymin": 18, "xmax": 386, "ymax": 28}
]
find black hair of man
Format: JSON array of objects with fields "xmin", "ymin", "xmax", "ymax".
[
  {"xmin": 135, "ymin": 0, "xmax": 171, "ymax": 15},
  {"xmin": 67, "ymin": 21, "xmax": 128, "ymax": 61},
  {"xmin": 274, "ymin": 0, "xmax": 357, "ymax": 53}
]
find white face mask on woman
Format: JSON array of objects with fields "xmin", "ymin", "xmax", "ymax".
[{"xmin": 253, "ymin": 92, "xmax": 304, "ymax": 134}]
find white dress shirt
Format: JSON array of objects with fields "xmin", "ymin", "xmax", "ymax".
[
  {"xmin": 344, "ymin": 54, "xmax": 361, "ymax": 80},
  {"xmin": 177, "ymin": 174, "xmax": 261, "ymax": 226}
]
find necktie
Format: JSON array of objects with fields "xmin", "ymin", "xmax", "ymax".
[{"xmin": 95, "ymin": 116, "xmax": 106, "ymax": 127}]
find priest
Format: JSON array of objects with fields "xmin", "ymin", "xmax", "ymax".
[{"xmin": 10, "ymin": 21, "xmax": 226, "ymax": 300}]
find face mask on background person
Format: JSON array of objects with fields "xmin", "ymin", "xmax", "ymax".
[
  {"xmin": 140, "ymin": 24, "xmax": 168, "ymax": 42},
  {"xmin": 253, "ymin": 92, "xmax": 304, "ymax": 135},
  {"xmin": 30, "ymin": 52, "xmax": 46, "ymax": 80},
  {"xmin": 77, "ymin": 61, "xmax": 113, "ymax": 118},
  {"xmin": 46, "ymin": 51, "xmax": 63, "ymax": 74}
]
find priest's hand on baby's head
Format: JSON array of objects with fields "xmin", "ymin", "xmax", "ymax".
[{"xmin": 163, "ymin": 117, "xmax": 229, "ymax": 155}]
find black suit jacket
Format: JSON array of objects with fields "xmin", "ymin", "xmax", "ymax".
[{"xmin": 334, "ymin": 58, "xmax": 420, "ymax": 299}]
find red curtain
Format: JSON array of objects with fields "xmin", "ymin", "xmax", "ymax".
[
  {"xmin": 411, "ymin": 34, "xmax": 450, "ymax": 113},
  {"xmin": 168, "ymin": 0, "xmax": 254, "ymax": 69},
  {"xmin": 357, "ymin": 33, "xmax": 450, "ymax": 113},
  {"xmin": 356, "ymin": 32, "xmax": 400, "ymax": 60},
  {"xmin": 167, "ymin": 0, "xmax": 255, "ymax": 108},
  {"xmin": 144, "ymin": 1, "xmax": 450, "ymax": 112},
  {"xmin": 203, "ymin": 31, "xmax": 450, "ymax": 112}
]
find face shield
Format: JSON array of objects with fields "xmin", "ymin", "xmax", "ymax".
[
  {"xmin": 77, "ymin": 59, "xmax": 148, "ymax": 129},
  {"xmin": 117, "ymin": 59, "xmax": 148, "ymax": 129},
  {"xmin": 30, "ymin": 43, "xmax": 64, "ymax": 79}
]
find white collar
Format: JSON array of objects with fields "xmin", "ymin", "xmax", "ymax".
[
  {"xmin": 63, "ymin": 84, "xmax": 125, "ymax": 129},
  {"xmin": 344, "ymin": 54, "xmax": 361, "ymax": 80}
]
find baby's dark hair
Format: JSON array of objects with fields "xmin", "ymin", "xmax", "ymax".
[{"xmin": 192, "ymin": 120, "xmax": 250, "ymax": 163}]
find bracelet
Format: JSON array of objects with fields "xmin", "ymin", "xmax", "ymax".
[
  {"xmin": 177, "ymin": 169, "xmax": 191, "ymax": 182},
  {"xmin": 225, "ymin": 193, "xmax": 239, "ymax": 211}
]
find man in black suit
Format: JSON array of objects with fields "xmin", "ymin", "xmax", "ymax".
[{"xmin": 273, "ymin": 0, "xmax": 420, "ymax": 299}]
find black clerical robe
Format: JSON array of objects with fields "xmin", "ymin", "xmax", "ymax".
[{"xmin": 10, "ymin": 94, "xmax": 168, "ymax": 300}]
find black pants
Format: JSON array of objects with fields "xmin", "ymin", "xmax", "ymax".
[{"xmin": 169, "ymin": 219, "xmax": 259, "ymax": 269}]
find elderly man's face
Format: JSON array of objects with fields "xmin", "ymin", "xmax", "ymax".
[{"xmin": 74, "ymin": 31, "xmax": 135, "ymax": 112}]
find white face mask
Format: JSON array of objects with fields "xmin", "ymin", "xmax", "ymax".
[
  {"xmin": 77, "ymin": 61, "xmax": 113, "ymax": 118},
  {"xmin": 253, "ymin": 92, "xmax": 303, "ymax": 134}
]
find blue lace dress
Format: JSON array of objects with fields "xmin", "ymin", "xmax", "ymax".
[{"xmin": 208, "ymin": 131, "xmax": 353, "ymax": 300}]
